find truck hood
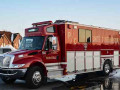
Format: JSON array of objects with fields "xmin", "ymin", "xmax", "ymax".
[
  {"xmin": 7, "ymin": 49, "xmax": 41, "ymax": 56},
  {"xmin": 6, "ymin": 49, "xmax": 43, "ymax": 65}
]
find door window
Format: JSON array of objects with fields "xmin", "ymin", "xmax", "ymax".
[
  {"xmin": 44, "ymin": 36, "xmax": 58, "ymax": 50},
  {"xmin": 46, "ymin": 26, "xmax": 55, "ymax": 33}
]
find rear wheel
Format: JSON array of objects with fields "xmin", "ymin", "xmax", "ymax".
[
  {"xmin": 25, "ymin": 66, "xmax": 46, "ymax": 89},
  {"xmin": 1, "ymin": 77, "xmax": 16, "ymax": 84},
  {"xmin": 103, "ymin": 61, "xmax": 112, "ymax": 75},
  {"xmin": 103, "ymin": 78, "xmax": 112, "ymax": 89}
]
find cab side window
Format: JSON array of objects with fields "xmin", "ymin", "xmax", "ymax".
[
  {"xmin": 46, "ymin": 26, "xmax": 55, "ymax": 33},
  {"xmin": 44, "ymin": 36, "xmax": 58, "ymax": 51}
]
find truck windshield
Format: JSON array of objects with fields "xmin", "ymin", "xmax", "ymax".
[{"xmin": 19, "ymin": 36, "xmax": 44, "ymax": 50}]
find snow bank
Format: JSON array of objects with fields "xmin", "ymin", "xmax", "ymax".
[
  {"xmin": 2, "ymin": 45, "xmax": 16, "ymax": 51},
  {"xmin": 110, "ymin": 69, "xmax": 120, "ymax": 78}
]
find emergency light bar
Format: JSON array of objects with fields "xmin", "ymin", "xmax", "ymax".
[
  {"xmin": 55, "ymin": 20, "xmax": 79, "ymax": 24},
  {"xmin": 32, "ymin": 21, "xmax": 53, "ymax": 27}
]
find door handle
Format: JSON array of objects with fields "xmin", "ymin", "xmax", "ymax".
[
  {"xmin": 46, "ymin": 52, "xmax": 49, "ymax": 54},
  {"xmin": 56, "ymin": 56, "xmax": 59, "ymax": 60}
]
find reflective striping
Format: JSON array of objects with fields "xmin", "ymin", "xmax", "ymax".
[
  {"xmin": 45, "ymin": 63, "xmax": 60, "ymax": 66},
  {"xmin": 47, "ymin": 68, "xmax": 63, "ymax": 72},
  {"xmin": 46, "ymin": 65, "xmax": 61, "ymax": 70},
  {"xmin": 45, "ymin": 55, "xmax": 119, "ymax": 66},
  {"xmin": 101, "ymin": 55, "xmax": 114, "ymax": 57},
  {"xmin": 100, "ymin": 49, "xmax": 114, "ymax": 50},
  {"xmin": 61, "ymin": 62, "xmax": 67, "ymax": 64},
  {"xmin": 101, "ymin": 55, "xmax": 120, "ymax": 57},
  {"xmin": 45, "ymin": 62, "xmax": 67, "ymax": 66}
]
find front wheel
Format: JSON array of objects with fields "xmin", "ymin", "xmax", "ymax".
[
  {"xmin": 103, "ymin": 61, "xmax": 112, "ymax": 75},
  {"xmin": 25, "ymin": 66, "xmax": 45, "ymax": 89}
]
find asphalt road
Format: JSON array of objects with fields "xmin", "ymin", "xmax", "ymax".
[
  {"xmin": 0, "ymin": 70, "xmax": 120, "ymax": 90},
  {"xmin": 0, "ymin": 79, "xmax": 68, "ymax": 90}
]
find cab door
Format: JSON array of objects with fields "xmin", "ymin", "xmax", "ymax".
[{"xmin": 42, "ymin": 36, "xmax": 60, "ymax": 64}]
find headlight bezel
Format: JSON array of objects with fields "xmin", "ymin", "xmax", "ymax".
[
  {"xmin": 2, "ymin": 56, "xmax": 11, "ymax": 68},
  {"xmin": 1, "ymin": 54, "xmax": 25, "ymax": 69},
  {"xmin": 0, "ymin": 54, "xmax": 15, "ymax": 68},
  {"xmin": 7, "ymin": 54, "xmax": 15, "ymax": 68},
  {"xmin": 12, "ymin": 64, "xmax": 25, "ymax": 68}
]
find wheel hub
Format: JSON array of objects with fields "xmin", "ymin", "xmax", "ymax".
[
  {"xmin": 105, "ymin": 64, "xmax": 110, "ymax": 73},
  {"xmin": 32, "ymin": 71, "xmax": 41, "ymax": 85}
]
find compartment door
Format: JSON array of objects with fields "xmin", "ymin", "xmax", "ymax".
[
  {"xmin": 114, "ymin": 51, "xmax": 119, "ymax": 66},
  {"xmin": 86, "ymin": 51, "xmax": 93, "ymax": 70},
  {"xmin": 67, "ymin": 51, "xmax": 75, "ymax": 72}
]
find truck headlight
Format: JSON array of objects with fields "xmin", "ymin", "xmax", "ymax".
[
  {"xmin": 0, "ymin": 54, "xmax": 25, "ymax": 68},
  {"xmin": 3, "ymin": 56, "xmax": 11, "ymax": 68},
  {"xmin": 12, "ymin": 64, "xmax": 25, "ymax": 68}
]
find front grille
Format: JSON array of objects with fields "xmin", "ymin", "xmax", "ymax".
[
  {"xmin": 0, "ymin": 69, "xmax": 14, "ymax": 74},
  {"xmin": 0, "ymin": 56, "xmax": 4, "ymax": 68}
]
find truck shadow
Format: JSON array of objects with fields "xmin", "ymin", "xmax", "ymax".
[
  {"xmin": 0, "ymin": 71, "xmax": 120, "ymax": 90},
  {"xmin": 0, "ymin": 79, "xmax": 65, "ymax": 90},
  {"xmin": 53, "ymin": 71, "xmax": 120, "ymax": 90}
]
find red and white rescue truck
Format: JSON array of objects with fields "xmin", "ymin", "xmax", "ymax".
[{"xmin": 0, "ymin": 20, "xmax": 120, "ymax": 88}]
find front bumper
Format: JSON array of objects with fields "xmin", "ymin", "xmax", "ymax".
[{"xmin": 0, "ymin": 68, "xmax": 27, "ymax": 79}]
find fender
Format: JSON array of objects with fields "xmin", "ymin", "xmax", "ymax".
[
  {"xmin": 13, "ymin": 57, "xmax": 47, "ymax": 75},
  {"xmin": 28, "ymin": 61, "xmax": 47, "ymax": 76},
  {"xmin": 101, "ymin": 58, "xmax": 113, "ymax": 70}
]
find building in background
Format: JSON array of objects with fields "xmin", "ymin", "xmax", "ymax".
[{"xmin": 0, "ymin": 31, "xmax": 22, "ymax": 49}]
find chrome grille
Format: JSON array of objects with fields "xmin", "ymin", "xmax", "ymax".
[{"xmin": 0, "ymin": 56, "xmax": 4, "ymax": 68}]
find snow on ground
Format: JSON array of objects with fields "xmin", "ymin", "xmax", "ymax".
[
  {"xmin": 1, "ymin": 45, "xmax": 16, "ymax": 51},
  {"xmin": 110, "ymin": 69, "xmax": 120, "ymax": 78}
]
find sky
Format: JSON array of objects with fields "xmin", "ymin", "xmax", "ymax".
[{"xmin": 0, "ymin": 0, "xmax": 120, "ymax": 36}]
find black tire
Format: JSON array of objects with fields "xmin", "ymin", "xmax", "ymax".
[
  {"xmin": 1, "ymin": 77, "xmax": 16, "ymax": 84},
  {"xmin": 25, "ymin": 66, "xmax": 46, "ymax": 89},
  {"xmin": 103, "ymin": 61, "xmax": 112, "ymax": 75},
  {"xmin": 103, "ymin": 78, "xmax": 113, "ymax": 89}
]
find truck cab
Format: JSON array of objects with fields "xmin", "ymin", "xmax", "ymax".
[{"xmin": 0, "ymin": 21, "xmax": 62, "ymax": 89}]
